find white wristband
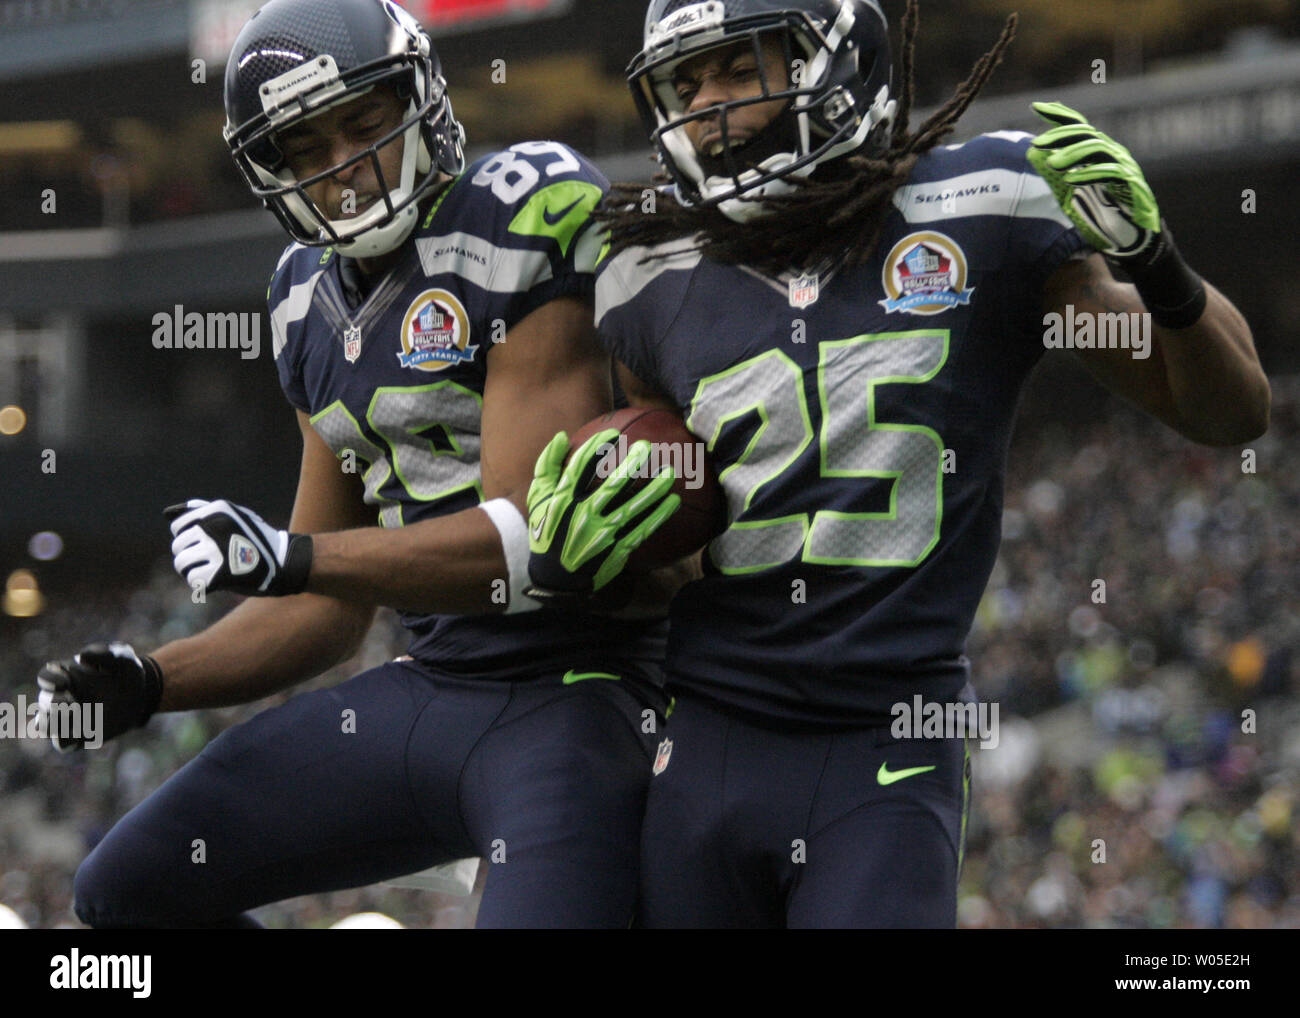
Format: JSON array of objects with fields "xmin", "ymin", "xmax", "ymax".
[{"xmin": 478, "ymin": 498, "xmax": 538, "ymax": 614}]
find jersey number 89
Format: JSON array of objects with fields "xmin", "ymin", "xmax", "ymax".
[{"xmin": 471, "ymin": 142, "xmax": 581, "ymax": 203}]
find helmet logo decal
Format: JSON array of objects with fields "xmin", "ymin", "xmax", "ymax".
[
  {"xmin": 398, "ymin": 290, "xmax": 477, "ymax": 371},
  {"xmin": 229, "ymin": 536, "xmax": 259, "ymax": 576},
  {"xmin": 259, "ymin": 55, "xmax": 346, "ymax": 124},
  {"xmin": 649, "ymin": 1, "xmax": 725, "ymax": 45},
  {"xmin": 879, "ymin": 232, "xmax": 976, "ymax": 316}
]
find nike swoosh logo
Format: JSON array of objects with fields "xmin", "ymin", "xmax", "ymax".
[
  {"xmin": 877, "ymin": 763, "xmax": 936, "ymax": 786},
  {"xmin": 542, "ymin": 198, "xmax": 583, "ymax": 226},
  {"xmin": 530, "ymin": 513, "xmax": 546, "ymax": 541},
  {"xmin": 563, "ymin": 670, "xmax": 621, "ymax": 685}
]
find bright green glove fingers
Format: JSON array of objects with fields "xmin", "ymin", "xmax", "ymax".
[
  {"xmin": 635, "ymin": 489, "xmax": 683, "ymax": 544},
  {"xmin": 566, "ymin": 427, "xmax": 621, "ymax": 476},
  {"xmin": 564, "ymin": 443, "xmax": 675, "ymax": 571},
  {"xmin": 1031, "ymin": 100, "xmax": 1088, "ymax": 128},
  {"xmin": 1028, "ymin": 100, "xmax": 1161, "ymax": 258},
  {"xmin": 539, "ymin": 427, "xmax": 619, "ymax": 549},
  {"xmin": 526, "ymin": 430, "xmax": 571, "ymax": 552},
  {"xmin": 1030, "ymin": 126, "xmax": 1107, "ymax": 155},
  {"xmin": 581, "ymin": 437, "xmax": 654, "ymax": 518},
  {"xmin": 1025, "ymin": 143, "xmax": 1068, "ymax": 189},
  {"xmin": 527, "ymin": 426, "xmax": 687, "ymax": 597},
  {"xmin": 592, "ymin": 443, "xmax": 677, "ymax": 520},
  {"xmin": 591, "ymin": 490, "xmax": 682, "ymax": 591},
  {"xmin": 528, "ymin": 431, "xmax": 568, "ymax": 499},
  {"xmin": 1031, "ymin": 119, "xmax": 1108, "ymax": 144},
  {"xmin": 1058, "ymin": 160, "xmax": 1134, "ymax": 182},
  {"xmin": 553, "ymin": 428, "xmax": 620, "ymax": 506},
  {"xmin": 534, "ymin": 430, "xmax": 570, "ymax": 480},
  {"xmin": 1039, "ymin": 136, "xmax": 1130, "ymax": 171},
  {"xmin": 615, "ymin": 458, "xmax": 679, "ymax": 523},
  {"xmin": 1059, "ymin": 158, "xmax": 1148, "ymax": 187}
]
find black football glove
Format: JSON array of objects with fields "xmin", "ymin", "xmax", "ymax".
[
  {"xmin": 167, "ymin": 498, "xmax": 313, "ymax": 597},
  {"xmin": 36, "ymin": 642, "xmax": 163, "ymax": 752}
]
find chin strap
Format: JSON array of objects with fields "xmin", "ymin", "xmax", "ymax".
[
  {"xmin": 698, "ymin": 109, "xmax": 807, "ymax": 222},
  {"xmin": 715, "ymin": 174, "xmax": 800, "ymax": 223}
]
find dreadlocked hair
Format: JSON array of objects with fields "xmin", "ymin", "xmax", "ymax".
[{"xmin": 596, "ymin": 1, "xmax": 1018, "ymax": 276}]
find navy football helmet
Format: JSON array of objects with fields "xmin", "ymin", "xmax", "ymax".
[
  {"xmin": 223, "ymin": 0, "xmax": 465, "ymax": 257},
  {"xmin": 629, "ymin": 0, "xmax": 896, "ymax": 221}
]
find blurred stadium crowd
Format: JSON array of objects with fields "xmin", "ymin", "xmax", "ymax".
[
  {"xmin": 2, "ymin": 373, "xmax": 1294, "ymax": 929},
  {"xmin": 962, "ymin": 375, "xmax": 1299, "ymax": 928}
]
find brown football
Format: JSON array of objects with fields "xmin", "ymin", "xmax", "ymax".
[{"xmin": 567, "ymin": 407, "xmax": 727, "ymax": 571}]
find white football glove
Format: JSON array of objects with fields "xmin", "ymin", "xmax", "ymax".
[{"xmin": 167, "ymin": 499, "xmax": 312, "ymax": 597}]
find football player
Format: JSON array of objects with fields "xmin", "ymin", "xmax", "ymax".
[
  {"xmin": 525, "ymin": 0, "xmax": 1270, "ymax": 926},
  {"xmin": 36, "ymin": 0, "xmax": 674, "ymax": 928}
]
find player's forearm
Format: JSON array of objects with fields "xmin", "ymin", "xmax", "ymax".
[
  {"xmin": 1027, "ymin": 104, "xmax": 1270, "ymax": 446},
  {"xmin": 1152, "ymin": 283, "xmax": 1270, "ymax": 446},
  {"xmin": 152, "ymin": 594, "xmax": 374, "ymax": 711},
  {"xmin": 305, "ymin": 505, "xmax": 509, "ymax": 615}
]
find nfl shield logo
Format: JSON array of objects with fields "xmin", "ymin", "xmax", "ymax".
[
  {"xmin": 344, "ymin": 324, "xmax": 362, "ymax": 363},
  {"xmin": 652, "ymin": 738, "xmax": 673, "ymax": 776},
  {"xmin": 228, "ymin": 535, "xmax": 259, "ymax": 576},
  {"xmin": 789, "ymin": 273, "xmax": 820, "ymax": 309}
]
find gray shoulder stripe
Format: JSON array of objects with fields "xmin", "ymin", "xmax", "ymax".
[
  {"xmin": 573, "ymin": 224, "xmax": 607, "ymax": 276},
  {"xmin": 1011, "ymin": 174, "xmax": 1077, "ymax": 231},
  {"xmin": 937, "ymin": 130, "xmax": 1035, "ymax": 153},
  {"xmin": 982, "ymin": 130, "xmax": 1035, "ymax": 144},
  {"xmin": 269, "ymin": 268, "xmax": 325, "ymax": 360},
  {"xmin": 892, "ymin": 168, "xmax": 1073, "ymax": 228},
  {"xmin": 596, "ymin": 243, "xmax": 702, "ymax": 326},
  {"xmin": 416, "ymin": 232, "xmax": 552, "ymax": 292},
  {"xmin": 275, "ymin": 242, "xmax": 306, "ymax": 273}
]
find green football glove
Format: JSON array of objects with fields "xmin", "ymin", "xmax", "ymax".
[
  {"xmin": 1027, "ymin": 101, "xmax": 1161, "ymax": 261},
  {"xmin": 525, "ymin": 428, "xmax": 681, "ymax": 604},
  {"xmin": 1027, "ymin": 101, "xmax": 1207, "ymax": 329}
]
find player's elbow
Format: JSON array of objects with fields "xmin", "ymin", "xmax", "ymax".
[
  {"xmin": 1227, "ymin": 319, "xmax": 1273, "ymax": 443},
  {"xmin": 1240, "ymin": 375, "xmax": 1272, "ymax": 444},
  {"xmin": 1223, "ymin": 370, "xmax": 1271, "ymax": 445},
  {"xmin": 1180, "ymin": 376, "xmax": 1271, "ymax": 446}
]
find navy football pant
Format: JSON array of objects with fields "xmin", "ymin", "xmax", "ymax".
[
  {"xmin": 638, "ymin": 692, "xmax": 970, "ymax": 928},
  {"xmin": 74, "ymin": 659, "xmax": 656, "ymax": 928}
]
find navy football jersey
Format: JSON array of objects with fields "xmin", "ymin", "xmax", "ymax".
[
  {"xmin": 596, "ymin": 132, "xmax": 1087, "ymax": 724},
  {"xmin": 269, "ymin": 141, "xmax": 664, "ymax": 681}
]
